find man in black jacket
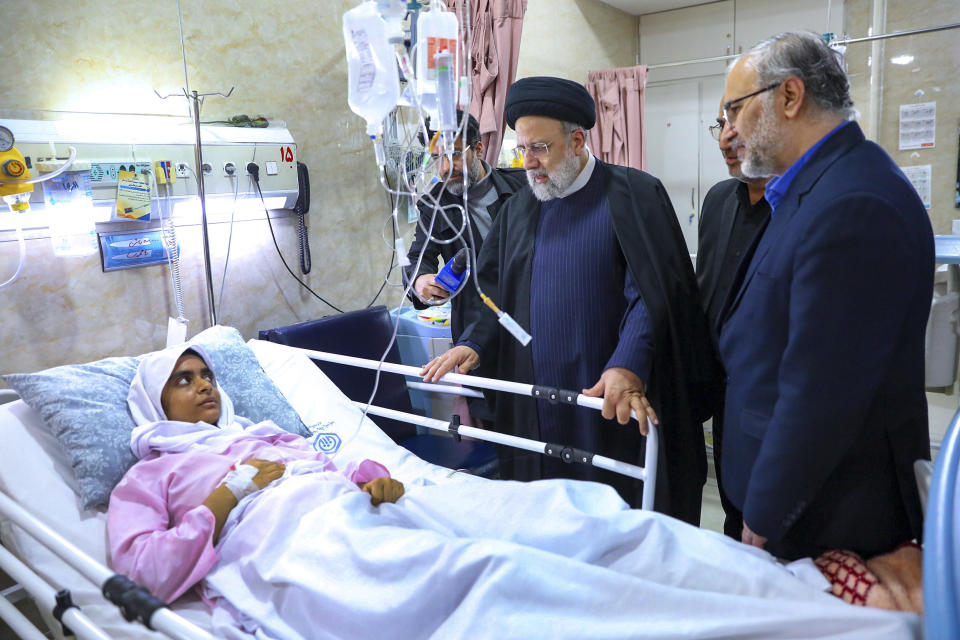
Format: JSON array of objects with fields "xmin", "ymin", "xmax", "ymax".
[
  {"xmin": 405, "ymin": 111, "xmax": 526, "ymax": 423},
  {"xmin": 696, "ymin": 102, "xmax": 771, "ymax": 539},
  {"xmin": 422, "ymin": 78, "xmax": 718, "ymax": 521}
]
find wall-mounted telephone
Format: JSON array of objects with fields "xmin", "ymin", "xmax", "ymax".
[{"xmin": 294, "ymin": 161, "xmax": 311, "ymax": 274}]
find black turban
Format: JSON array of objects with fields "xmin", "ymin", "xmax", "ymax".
[{"xmin": 504, "ymin": 76, "xmax": 596, "ymax": 130}]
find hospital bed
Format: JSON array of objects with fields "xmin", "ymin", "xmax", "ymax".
[{"xmin": 0, "ymin": 326, "xmax": 937, "ymax": 639}]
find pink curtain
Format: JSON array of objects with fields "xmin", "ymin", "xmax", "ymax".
[
  {"xmin": 586, "ymin": 66, "xmax": 648, "ymax": 171},
  {"xmin": 448, "ymin": 0, "xmax": 528, "ymax": 165}
]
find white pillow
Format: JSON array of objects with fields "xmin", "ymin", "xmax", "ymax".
[{"xmin": 247, "ymin": 339, "xmax": 480, "ymax": 487}]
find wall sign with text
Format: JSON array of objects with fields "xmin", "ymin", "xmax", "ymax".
[{"xmin": 98, "ymin": 230, "xmax": 179, "ymax": 272}]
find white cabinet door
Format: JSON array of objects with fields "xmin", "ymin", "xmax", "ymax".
[
  {"xmin": 699, "ymin": 74, "xmax": 733, "ymax": 211},
  {"xmin": 734, "ymin": 0, "xmax": 845, "ymax": 54},
  {"xmin": 640, "ymin": 0, "xmax": 735, "ymax": 82},
  {"xmin": 645, "ymin": 80, "xmax": 701, "ymax": 253},
  {"xmin": 645, "ymin": 74, "xmax": 732, "ymax": 255}
]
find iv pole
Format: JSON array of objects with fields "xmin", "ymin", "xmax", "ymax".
[
  {"xmin": 153, "ymin": 86, "xmax": 234, "ymax": 328},
  {"xmin": 152, "ymin": 0, "xmax": 232, "ymax": 327}
]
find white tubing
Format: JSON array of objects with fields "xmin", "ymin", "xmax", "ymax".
[
  {"xmin": 0, "ymin": 147, "xmax": 78, "ymax": 185},
  {"xmin": 406, "ymin": 381, "xmax": 484, "ymax": 398},
  {"xmin": 294, "ymin": 347, "xmax": 643, "ymax": 423},
  {"xmin": 0, "ymin": 544, "xmax": 111, "ymax": 640},
  {"xmin": 0, "ymin": 221, "xmax": 26, "ymax": 290},
  {"xmin": 0, "ymin": 491, "xmax": 213, "ymax": 640}
]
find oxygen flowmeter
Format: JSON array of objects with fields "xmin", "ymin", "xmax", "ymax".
[{"xmin": 0, "ymin": 125, "xmax": 33, "ymax": 213}]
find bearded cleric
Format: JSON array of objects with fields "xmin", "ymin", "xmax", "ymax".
[{"xmin": 422, "ymin": 76, "xmax": 718, "ymax": 523}]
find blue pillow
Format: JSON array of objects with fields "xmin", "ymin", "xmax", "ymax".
[{"xmin": 4, "ymin": 325, "xmax": 307, "ymax": 510}]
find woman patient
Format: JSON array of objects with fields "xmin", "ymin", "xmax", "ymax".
[
  {"xmin": 107, "ymin": 344, "xmax": 403, "ymax": 603},
  {"xmin": 107, "ymin": 343, "xmax": 916, "ymax": 640}
]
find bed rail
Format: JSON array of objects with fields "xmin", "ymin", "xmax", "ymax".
[
  {"xmin": 295, "ymin": 347, "xmax": 652, "ymax": 426},
  {"xmin": 0, "ymin": 491, "xmax": 213, "ymax": 640},
  {"xmin": 0, "ymin": 543, "xmax": 110, "ymax": 640},
  {"xmin": 280, "ymin": 346, "xmax": 658, "ymax": 509},
  {"xmin": 355, "ymin": 402, "xmax": 659, "ymax": 510},
  {"xmin": 923, "ymin": 405, "xmax": 960, "ymax": 639}
]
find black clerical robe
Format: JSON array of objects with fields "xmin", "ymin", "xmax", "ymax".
[{"xmin": 459, "ymin": 159, "xmax": 718, "ymax": 523}]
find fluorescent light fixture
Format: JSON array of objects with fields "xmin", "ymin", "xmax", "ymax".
[{"xmin": 890, "ymin": 55, "xmax": 914, "ymax": 65}]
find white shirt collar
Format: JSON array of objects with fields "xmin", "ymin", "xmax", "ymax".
[{"xmin": 559, "ymin": 152, "xmax": 596, "ymax": 199}]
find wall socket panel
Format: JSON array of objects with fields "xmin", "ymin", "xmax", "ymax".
[
  {"xmin": 175, "ymin": 163, "xmax": 190, "ymax": 178},
  {"xmin": 89, "ymin": 161, "xmax": 153, "ymax": 185}
]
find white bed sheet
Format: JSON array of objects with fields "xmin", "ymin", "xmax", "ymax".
[{"xmin": 0, "ymin": 340, "xmax": 923, "ymax": 640}]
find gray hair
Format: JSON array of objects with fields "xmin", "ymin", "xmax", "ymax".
[
  {"xmin": 748, "ymin": 31, "xmax": 854, "ymax": 120},
  {"xmin": 560, "ymin": 121, "xmax": 585, "ymax": 137}
]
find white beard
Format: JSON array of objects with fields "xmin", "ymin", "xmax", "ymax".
[
  {"xmin": 526, "ymin": 145, "xmax": 582, "ymax": 201},
  {"xmin": 739, "ymin": 97, "xmax": 782, "ymax": 179}
]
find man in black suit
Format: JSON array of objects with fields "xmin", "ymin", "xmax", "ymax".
[
  {"xmin": 719, "ymin": 31, "xmax": 932, "ymax": 559},
  {"xmin": 696, "ymin": 104, "xmax": 771, "ymax": 540},
  {"xmin": 405, "ymin": 111, "xmax": 526, "ymax": 424}
]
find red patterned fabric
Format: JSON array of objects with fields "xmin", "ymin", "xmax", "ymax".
[{"xmin": 814, "ymin": 548, "xmax": 878, "ymax": 606}]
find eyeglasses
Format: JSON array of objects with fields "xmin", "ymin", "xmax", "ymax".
[
  {"xmin": 722, "ymin": 81, "xmax": 782, "ymax": 126},
  {"xmin": 512, "ymin": 142, "xmax": 552, "ymax": 160},
  {"xmin": 708, "ymin": 119, "xmax": 726, "ymax": 141},
  {"xmin": 429, "ymin": 149, "xmax": 465, "ymax": 163}
]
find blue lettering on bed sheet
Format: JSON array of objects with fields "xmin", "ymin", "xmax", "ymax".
[{"xmin": 305, "ymin": 421, "xmax": 341, "ymax": 454}]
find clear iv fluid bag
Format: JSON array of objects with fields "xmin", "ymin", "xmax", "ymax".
[
  {"xmin": 435, "ymin": 51, "xmax": 456, "ymax": 132},
  {"xmin": 376, "ymin": 0, "xmax": 407, "ymax": 41},
  {"xmin": 415, "ymin": 8, "xmax": 459, "ymax": 119},
  {"xmin": 343, "ymin": 1, "xmax": 400, "ymax": 136}
]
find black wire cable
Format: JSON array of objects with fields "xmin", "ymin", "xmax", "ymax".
[{"xmin": 251, "ymin": 166, "xmax": 345, "ymax": 314}]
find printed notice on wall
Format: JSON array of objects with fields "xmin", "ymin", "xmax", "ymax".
[
  {"xmin": 899, "ymin": 102, "xmax": 936, "ymax": 150},
  {"xmin": 901, "ymin": 164, "xmax": 932, "ymax": 209}
]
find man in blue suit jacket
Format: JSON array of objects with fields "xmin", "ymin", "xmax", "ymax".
[{"xmin": 718, "ymin": 31, "xmax": 933, "ymax": 560}]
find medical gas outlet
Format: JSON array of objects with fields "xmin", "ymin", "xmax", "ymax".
[{"xmin": 0, "ymin": 126, "xmax": 33, "ymax": 212}]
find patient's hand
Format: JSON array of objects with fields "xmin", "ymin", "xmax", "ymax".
[
  {"xmin": 360, "ymin": 477, "xmax": 405, "ymax": 506},
  {"xmin": 243, "ymin": 458, "xmax": 286, "ymax": 489}
]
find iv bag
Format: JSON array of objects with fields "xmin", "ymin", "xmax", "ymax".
[
  {"xmin": 344, "ymin": 1, "xmax": 401, "ymax": 136},
  {"xmin": 41, "ymin": 163, "xmax": 98, "ymax": 256},
  {"xmin": 415, "ymin": 7, "xmax": 459, "ymax": 119},
  {"xmin": 376, "ymin": 0, "xmax": 407, "ymax": 42}
]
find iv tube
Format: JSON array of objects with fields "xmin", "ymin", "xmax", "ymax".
[{"xmin": 435, "ymin": 50, "xmax": 456, "ymax": 132}]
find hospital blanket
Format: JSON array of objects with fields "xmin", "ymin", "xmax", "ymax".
[{"xmin": 202, "ymin": 475, "xmax": 917, "ymax": 639}]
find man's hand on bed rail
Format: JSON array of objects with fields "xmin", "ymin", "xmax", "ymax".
[
  {"xmin": 582, "ymin": 367, "xmax": 658, "ymax": 435},
  {"xmin": 420, "ymin": 346, "xmax": 479, "ymax": 383},
  {"xmin": 360, "ymin": 477, "xmax": 405, "ymax": 506}
]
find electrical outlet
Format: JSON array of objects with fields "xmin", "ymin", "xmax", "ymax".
[
  {"xmin": 201, "ymin": 162, "xmax": 213, "ymax": 176},
  {"xmin": 223, "ymin": 162, "xmax": 237, "ymax": 177},
  {"xmin": 175, "ymin": 163, "xmax": 190, "ymax": 178}
]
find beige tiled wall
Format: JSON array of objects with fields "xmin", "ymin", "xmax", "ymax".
[
  {"xmin": 0, "ymin": 1, "xmax": 407, "ymax": 375},
  {"xmin": 845, "ymin": 0, "xmax": 960, "ymax": 235},
  {"xmin": 517, "ymin": 0, "xmax": 638, "ymax": 82}
]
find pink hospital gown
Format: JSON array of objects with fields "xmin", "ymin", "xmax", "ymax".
[{"xmin": 107, "ymin": 429, "xmax": 389, "ymax": 603}]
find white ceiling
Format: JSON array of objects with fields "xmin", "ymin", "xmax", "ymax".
[{"xmin": 592, "ymin": 0, "xmax": 713, "ymax": 16}]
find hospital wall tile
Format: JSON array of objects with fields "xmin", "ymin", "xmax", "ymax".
[
  {"xmin": 845, "ymin": 0, "xmax": 960, "ymax": 235},
  {"xmin": 0, "ymin": 1, "xmax": 412, "ymax": 375},
  {"xmin": 516, "ymin": 0, "xmax": 639, "ymax": 83}
]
